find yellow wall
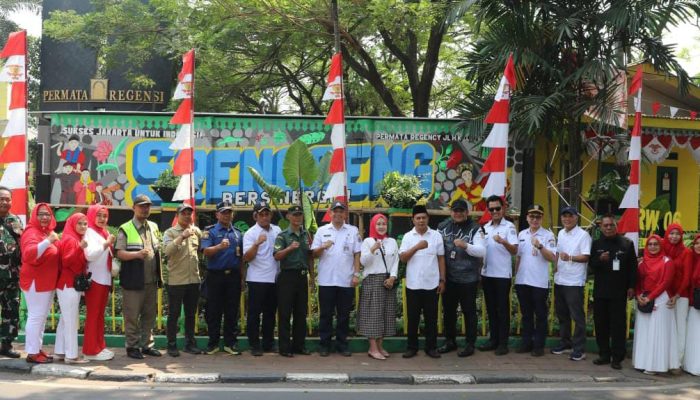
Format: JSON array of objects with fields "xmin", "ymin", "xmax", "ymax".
[{"xmin": 0, "ymin": 82, "xmax": 8, "ymax": 119}]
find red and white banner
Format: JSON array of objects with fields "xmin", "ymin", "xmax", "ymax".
[
  {"xmin": 169, "ymin": 49, "xmax": 195, "ymax": 208},
  {"xmin": 322, "ymin": 53, "xmax": 347, "ymax": 203},
  {"xmin": 0, "ymin": 30, "xmax": 28, "ymax": 225},
  {"xmin": 617, "ymin": 67, "xmax": 643, "ymax": 252}
]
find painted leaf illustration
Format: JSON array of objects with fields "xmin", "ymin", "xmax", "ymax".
[
  {"xmin": 283, "ymin": 139, "xmax": 318, "ymax": 190},
  {"xmin": 216, "ymin": 136, "xmax": 246, "ymax": 146},
  {"xmin": 315, "ymin": 151, "xmax": 333, "ymax": 188},
  {"xmin": 96, "ymin": 163, "xmax": 119, "ymax": 172},
  {"xmin": 109, "ymin": 138, "xmax": 129, "ymax": 161},
  {"xmin": 446, "ymin": 144, "xmax": 453, "ymax": 154},
  {"xmin": 234, "ymin": 221, "xmax": 250, "ymax": 233},
  {"xmin": 273, "ymin": 131, "xmax": 287, "ymax": 144},
  {"xmin": 54, "ymin": 207, "xmax": 75, "ymax": 223},
  {"xmin": 247, "ymin": 166, "xmax": 285, "ymax": 204},
  {"xmin": 298, "ymin": 131, "xmax": 326, "ymax": 145}
]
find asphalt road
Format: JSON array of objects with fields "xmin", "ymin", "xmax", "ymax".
[{"xmin": 0, "ymin": 373, "xmax": 698, "ymax": 400}]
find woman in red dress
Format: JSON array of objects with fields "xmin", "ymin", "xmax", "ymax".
[{"xmin": 662, "ymin": 223, "xmax": 691, "ymax": 365}]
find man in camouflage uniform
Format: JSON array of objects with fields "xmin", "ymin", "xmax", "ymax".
[{"xmin": 0, "ymin": 186, "xmax": 22, "ymax": 358}]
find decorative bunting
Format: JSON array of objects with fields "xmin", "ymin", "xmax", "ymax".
[{"xmin": 651, "ymin": 102, "xmax": 661, "ymax": 116}]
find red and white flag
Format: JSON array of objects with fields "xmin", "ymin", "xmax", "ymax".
[
  {"xmin": 617, "ymin": 67, "xmax": 643, "ymax": 252},
  {"xmin": 322, "ymin": 53, "xmax": 347, "ymax": 204},
  {"xmin": 0, "ymin": 30, "xmax": 28, "ymax": 225},
  {"xmin": 169, "ymin": 49, "xmax": 195, "ymax": 208},
  {"xmin": 479, "ymin": 54, "xmax": 516, "ymax": 223}
]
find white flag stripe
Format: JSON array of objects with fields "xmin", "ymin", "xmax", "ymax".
[
  {"xmin": 619, "ymin": 184, "xmax": 639, "ymax": 208},
  {"xmin": 482, "ymin": 123, "xmax": 509, "ymax": 148},
  {"xmin": 2, "ymin": 108, "xmax": 26, "ymax": 137},
  {"xmin": 670, "ymin": 107, "xmax": 679, "ymax": 118},
  {"xmin": 172, "ymin": 174, "xmax": 192, "ymax": 201},
  {"xmin": 172, "ymin": 82, "xmax": 191, "ymax": 100},
  {"xmin": 0, "ymin": 55, "xmax": 25, "ymax": 82},
  {"xmin": 493, "ymin": 75, "xmax": 510, "ymax": 101},
  {"xmin": 330, "ymin": 123, "xmax": 345, "ymax": 149},
  {"xmin": 322, "ymin": 173, "xmax": 345, "ymax": 201},
  {"xmin": 634, "ymin": 92, "xmax": 642, "ymax": 112},
  {"xmin": 629, "ymin": 136, "xmax": 641, "ymax": 160},
  {"xmin": 624, "ymin": 232, "xmax": 639, "ymax": 253},
  {"xmin": 481, "ymin": 172, "xmax": 506, "ymax": 198},
  {"xmin": 169, "ymin": 124, "xmax": 192, "ymax": 150},
  {"xmin": 0, "ymin": 162, "xmax": 25, "ymax": 188}
]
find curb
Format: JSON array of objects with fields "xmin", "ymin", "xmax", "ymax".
[
  {"xmin": 349, "ymin": 372, "xmax": 414, "ymax": 385},
  {"xmin": 87, "ymin": 370, "xmax": 153, "ymax": 382},
  {"xmin": 220, "ymin": 372, "xmax": 286, "ymax": 384},
  {"xmin": 472, "ymin": 373, "xmax": 533, "ymax": 384},
  {"xmin": 286, "ymin": 373, "xmax": 349, "ymax": 383},
  {"xmin": 412, "ymin": 374, "xmax": 475, "ymax": 384},
  {"xmin": 154, "ymin": 373, "xmax": 220, "ymax": 384}
]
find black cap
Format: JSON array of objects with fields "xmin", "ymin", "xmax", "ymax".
[
  {"xmin": 412, "ymin": 204, "xmax": 428, "ymax": 216},
  {"xmin": 560, "ymin": 206, "xmax": 578, "ymax": 216},
  {"xmin": 216, "ymin": 200, "xmax": 233, "ymax": 212},
  {"xmin": 133, "ymin": 194, "xmax": 152, "ymax": 206},
  {"xmin": 177, "ymin": 203, "xmax": 194, "ymax": 213},
  {"xmin": 68, "ymin": 134, "xmax": 80, "ymax": 142},
  {"xmin": 451, "ymin": 199, "xmax": 469, "ymax": 211},
  {"xmin": 527, "ymin": 204, "xmax": 545, "ymax": 215},
  {"xmin": 253, "ymin": 200, "xmax": 271, "ymax": 212},
  {"xmin": 330, "ymin": 201, "xmax": 346, "ymax": 210},
  {"xmin": 287, "ymin": 205, "xmax": 303, "ymax": 215}
]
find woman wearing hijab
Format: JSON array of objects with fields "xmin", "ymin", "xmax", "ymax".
[
  {"xmin": 357, "ymin": 214, "xmax": 399, "ymax": 360},
  {"xmin": 683, "ymin": 234, "xmax": 700, "ymax": 375},
  {"xmin": 632, "ymin": 234, "xmax": 680, "ymax": 374},
  {"xmin": 20, "ymin": 204, "xmax": 60, "ymax": 364},
  {"xmin": 663, "ymin": 223, "xmax": 691, "ymax": 365},
  {"xmin": 55, "ymin": 213, "xmax": 89, "ymax": 364},
  {"xmin": 82, "ymin": 205, "xmax": 115, "ymax": 361}
]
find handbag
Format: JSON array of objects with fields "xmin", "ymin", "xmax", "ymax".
[
  {"xmin": 637, "ymin": 292, "xmax": 655, "ymax": 313},
  {"xmin": 377, "ymin": 242, "xmax": 393, "ymax": 289},
  {"xmin": 74, "ymin": 271, "xmax": 92, "ymax": 292},
  {"xmin": 693, "ymin": 288, "xmax": 700, "ymax": 311}
]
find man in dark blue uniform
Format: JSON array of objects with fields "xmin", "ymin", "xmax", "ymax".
[{"xmin": 201, "ymin": 201, "xmax": 244, "ymax": 355}]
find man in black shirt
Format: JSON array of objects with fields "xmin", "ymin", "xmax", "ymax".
[{"xmin": 589, "ymin": 214, "xmax": 636, "ymax": 370}]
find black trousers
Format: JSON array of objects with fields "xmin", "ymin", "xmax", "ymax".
[
  {"xmin": 166, "ymin": 283, "xmax": 200, "ymax": 345},
  {"xmin": 554, "ymin": 284, "xmax": 586, "ymax": 352},
  {"xmin": 515, "ymin": 284, "xmax": 549, "ymax": 350},
  {"xmin": 406, "ymin": 288, "xmax": 438, "ymax": 352},
  {"xmin": 205, "ymin": 269, "xmax": 241, "ymax": 348},
  {"xmin": 246, "ymin": 281, "xmax": 277, "ymax": 350},
  {"xmin": 442, "ymin": 280, "xmax": 478, "ymax": 345},
  {"xmin": 318, "ymin": 285, "xmax": 354, "ymax": 350},
  {"xmin": 482, "ymin": 276, "xmax": 511, "ymax": 347},
  {"xmin": 593, "ymin": 297, "xmax": 627, "ymax": 362},
  {"xmin": 277, "ymin": 270, "xmax": 308, "ymax": 353}
]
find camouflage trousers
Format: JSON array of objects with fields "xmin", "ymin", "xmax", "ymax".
[{"xmin": 0, "ymin": 280, "xmax": 19, "ymax": 345}]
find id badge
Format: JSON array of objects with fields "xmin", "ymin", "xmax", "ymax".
[
  {"xmin": 236, "ymin": 246, "xmax": 241, "ymax": 257},
  {"xmin": 343, "ymin": 244, "xmax": 350, "ymax": 253},
  {"xmin": 450, "ymin": 250, "xmax": 456, "ymax": 260},
  {"xmin": 612, "ymin": 258, "xmax": 620, "ymax": 271}
]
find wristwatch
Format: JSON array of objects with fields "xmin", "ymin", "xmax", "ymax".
[{"xmin": 536, "ymin": 244, "xmax": 543, "ymax": 250}]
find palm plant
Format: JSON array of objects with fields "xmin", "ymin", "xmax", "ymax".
[{"xmin": 454, "ymin": 0, "xmax": 699, "ymax": 212}]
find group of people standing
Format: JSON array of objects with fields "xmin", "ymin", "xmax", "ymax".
[{"xmin": 1, "ymin": 187, "xmax": 699, "ymax": 376}]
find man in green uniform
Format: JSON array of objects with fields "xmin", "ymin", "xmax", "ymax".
[
  {"xmin": 0, "ymin": 186, "xmax": 22, "ymax": 358},
  {"xmin": 273, "ymin": 205, "xmax": 314, "ymax": 357}
]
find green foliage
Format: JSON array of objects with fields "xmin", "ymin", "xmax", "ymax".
[
  {"xmin": 378, "ymin": 172, "xmax": 425, "ymax": 209},
  {"xmin": 153, "ymin": 169, "xmax": 179, "ymax": 189},
  {"xmin": 301, "ymin": 193, "xmax": 317, "ymax": 234},
  {"xmin": 585, "ymin": 170, "xmax": 627, "ymax": 203},
  {"xmin": 283, "ymin": 139, "xmax": 319, "ymax": 190},
  {"xmin": 247, "ymin": 167, "xmax": 285, "ymax": 205}
]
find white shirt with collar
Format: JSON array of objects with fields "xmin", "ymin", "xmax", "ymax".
[
  {"xmin": 515, "ymin": 227, "xmax": 556, "ymax": 289},
  {"xmin": 311, "ymin": 222, "xmax": 362, "ymax": 287},
  {"xmin": 399, "ymin": 227, "xmax": 445, "ymax": 290},
  {"xmin": 360, "ymin": 237, "xmax": 399, "ymax": 277},
  {"xmin": 483, "ymin": 218, "xmax": 519, "ymax": 278},
  {"xmin": 243, "ymin": 223, "xmax": 282, "ymax": 283},
  {"xmin": 554, "ymin": 225, "xmax": 592, "ymax": 287}
]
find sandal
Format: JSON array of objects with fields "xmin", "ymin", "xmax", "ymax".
[
  {"xmin": 26, "ymin": 353, "xmax": 52, "ymax": 364},
  {"xmin": 379, "ymin": 349, "xmax": 390, "ymax": 358},
  {"xmin": 367, "ymin": 351, "xmax": 386, "ymax": 360}
]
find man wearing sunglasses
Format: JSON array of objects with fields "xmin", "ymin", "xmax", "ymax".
[{"xmin": 479, "ymin": 195, "xmax": 518, "ymax": 355}]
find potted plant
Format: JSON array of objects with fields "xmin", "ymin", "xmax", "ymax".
[
  {"xmin": 378, "ymin": 172, "xmax": 426, "ymax": 211},
  {"xmin": 152, "ymin": 169, "xmax": 180, "ymax": 202}
]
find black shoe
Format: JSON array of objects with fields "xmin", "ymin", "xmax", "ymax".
[
  {"xmin": 0, "ymin": 344, "xmax": 20, "ymax": 359},
  {"xmin": 495, "ymin": 346, "xmax": 509, "ymax": 356},
  {"xmin": 183, "ymin": 343, "xmax": 204, "ymax": 355},
  {"xmin": 458, "ymin": 344, "xmax": 475, "ymax": 357},
  {"xmin": 141, "ymin": 347, "xmax": 162, "ymax": 357},
  {"xmin": 126, "ymin": 348, "xmax": 144, "ymax": 359},
  {"xmin": 593, "ymin": 357, "xmax": 611, "ymax": 365},
  {"xmin": 338, "ymin": 347, "xmax": 352, "ymax": 357},
  {"xmin": 402, "ymin": 349, "xmax": 418, "ymax": 358},
  {"xmin": 425, "ymin": 349, "xmax": 441, "ymax": 359},
  {"xmin": 611, "ymin": 361, "xmax": 622, "ymax": 370},
  {"xmin": 478, "ymin": 342, "xmax": 497, "ymax": 352},
  {"xmin": 263, "ymin": 345, "xmax": 278, "ymax": 353},
  {"xmin": 279, "ymin": 351, "xmax": 294, "ymax": 358},
  {"xmin": 206, "ymin": 344, "xmax": 220, "ymax": 355},
  {"xmin": 319, "ymin": 347, "xmax": 330, "ymax": 357},
  {"xmin": 167, "ymin": 346, "xmax": 180, "ymax": 357},
  {"xmin": 251, "ymin": 348, "xmax": 263, "ymax": 357},
  {"xmin": 437, "ymin": 341, "xmax": 457, "ymax": 354},
  {"xmin": 531, "ymin": 348, "xmax": 544, "ymax": 357},
  {"xmin": 516, "ymin": 345, "xmax": 533, "ymax": 354},
  {"xmin": 293, "ymin": 348, "xmax": 311, "ymax": 355}
]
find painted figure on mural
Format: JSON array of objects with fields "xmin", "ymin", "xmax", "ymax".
[
  {"xmin": 73, "ymin": 169, "xmax": 94, "ymax": 205},
  {"xmin": 55, "ymin": 135, "xmax": 86, "ymax": 174},
  {"xmin": 451, "ymin": 163, "xmax": 487, "ymax": 212}
]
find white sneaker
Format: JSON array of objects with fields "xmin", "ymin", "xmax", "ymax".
[{"xmin": 84, "ymin": 348, "xmax": 114, "ymax": 361}]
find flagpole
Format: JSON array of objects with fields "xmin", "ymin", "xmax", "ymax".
[
  {"xmin": 189, "ymin": 48, "xmax": 196, "ymax": 209},
  {"xmin": 330, "ymin": 0, "xmax": 348, "ymax": 205}
]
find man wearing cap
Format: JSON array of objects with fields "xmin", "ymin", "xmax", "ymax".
[
  {"xmin": 589, "ymin": 214, "xmax": 636, "ymax": 370},
  {"xmin": 243, "ymin": 200, "xmax": 282, "ymax": 356},
  {"xmin": 200, "ymin": 200, "xmax": 244, "ymax": 355},
  {"xmin": 399, "ymin": 204, "xmax": 446, "ymax": 359},
  {"xmin": 312, "ymin": 201, "xmax": 362, "ymax": 357},
  {"xmin": 274, "ymin": 205, "xmax": 314, "ymax": 357},
  {"xmin": 162, "ymin": 203, "xmax": 204, "ymax": 357},
  {"xmin": 116, "ymin": 194, "xmax": 163, "ymax": 359},
  {"xmin": 480, "ymin": 195, "xmax": 518, "ymax": 356},
  {"xmin": 514, "ymin": 204, "xmax": 557, "ymax": 357},
  {"xmin": 550, "ymin": 206, "xmax": 591, "ymax": 361},
  {"xmin": 436, "ymin": 199, "xmax": 486, "ymax": 357}
]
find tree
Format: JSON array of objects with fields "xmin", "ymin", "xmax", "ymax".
[
  {"xmin": 43, "ymin": 0, "xmax": 472, "ymax": 117},
  {"xmin": 455, "ymin": 0, "xmax": 700, "ymax": 214}
]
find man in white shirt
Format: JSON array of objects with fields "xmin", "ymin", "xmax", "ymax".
[
  {"xmin": 242, "ymin": 200, "xmax": 281, "ymax": 356},
  {"xmin": 515, "ymin": 204, "xmax": 557, "ymax": 357},
  {"xmin": 311, "ymin": 201, "xmax": 361, "ymax": 357},
  {"xmin": 480, "ymin": 195, "xmax": 518, "ymax": 356},
  {"xmin": 399, "ymin": 204, "xmax": 446, "ymax": 359},
  {"xmin": 551, "ymin": 206, "xmax": 591, "ymax": 362}
]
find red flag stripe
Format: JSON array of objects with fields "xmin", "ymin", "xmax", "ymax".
[
  {"xmin": 504, "ymin": 54, "xmax": 516, "ymax": 90},
  {"xmin": 324, "ymin": 99, "xmax": 345, "ymax": 125},
  {"xmin": 0, "ymin": 135, "xmax": 26, "ymax": 163},
  {"xmin": 481, "ymin": 148, "xmax": 506, "ymax": 172},
  {"xmin": 629, "ymin": 160, "xmax": 639, "ymax": 185},
  {"xmin": 170, "ymin": 99, "xmax": 193, "ymax": 124},
  {"xmin": 327, "ymin": 53, "xmax": 342, "ymax": 84},
  {"xmin": 617, "ymin": 208, "xmax": 639, "ymax": 233},
  {"xmin": 0, "ymin": 31, "xmax": 26, "ymax": 57},
  {"xmin": 329, "ymin": 148, "xmax": 345, "ymax": 173},
  {"xmin": 9, "ymin": 82, "xmax": 26, "ymax": 109},
  {"xmin": 173, "ymin": 149, "xmax": 194, "ymax": 175},
  {"xmin": 9, "ymin": 188, "xmax": 26, "ymax": 216},
  {"xmin": 628, "ymin": 68, "xmax": 643, "ymax": 95},
  {"xmin": 484, "ymin": 100, "xmax": 510, "ymax": 124},
  {"xmin": 178, "ymin": 49, "xmax": 195, "ymax": 81}
]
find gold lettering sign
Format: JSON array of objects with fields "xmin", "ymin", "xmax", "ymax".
[
  {"xmin": 43, "ymin": 80, "xmax": 165, "ymax": 104},
  {"xmin": 90, "ymin": 79, "xmax": 108, "ymax": 100}
]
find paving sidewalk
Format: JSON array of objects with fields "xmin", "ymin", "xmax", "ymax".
[{"xmin": 1, "ymin": 343, "xmax": 695, "ymax": 385}]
